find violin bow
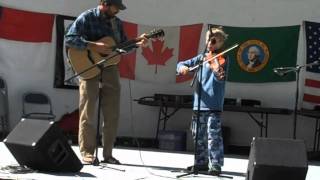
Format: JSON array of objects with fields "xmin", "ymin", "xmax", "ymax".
[{"xmin": 188, "ymin": 43, "xmax": 239, "ymax": 72}]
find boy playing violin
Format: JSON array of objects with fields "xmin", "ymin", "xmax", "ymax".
[{"xmin": 177, "ymin": 27, "xmax": 228, "ymax": 175}]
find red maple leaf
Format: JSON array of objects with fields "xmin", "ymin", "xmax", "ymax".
[{"xmin": 141, "ymin": 39, "xmax": 174, "ymax": 74}]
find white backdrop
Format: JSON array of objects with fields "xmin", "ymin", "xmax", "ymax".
[{"xmin": 1, "ymin": 0, "xmax": 320, "ymax": 149}]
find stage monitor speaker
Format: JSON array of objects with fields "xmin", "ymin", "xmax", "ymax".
[
  {"xmin": 246, "ymin": 137, "xmax": 308, "ymax": 180},
  {"xmin": 3, "ymin": 118, "xmax": 83, "ymax": 172}
]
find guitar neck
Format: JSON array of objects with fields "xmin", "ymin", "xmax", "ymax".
[
  {"xmin": 116, "ymin": 39, "xmax": 138, "ymax": 50},
  {"xmin": 115, "ymin": 31, "xmax": 162, "ymax": 50},
  {"xmin": 115, "ymin": 36, "xmax": 147, "ymax": 50}
]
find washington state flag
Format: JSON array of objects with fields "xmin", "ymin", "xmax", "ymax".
[{"xmin": 212, "ymin": 25, "xmax": 300, "ymax": 83}]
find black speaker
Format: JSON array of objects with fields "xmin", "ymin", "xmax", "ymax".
[
  {"xmin": 4, "ymin": 118, "xmax": 83, "ymax": 172},
  {"xmin": 246, "ymin": 137, "xmax": 308, "ymax": 180}
]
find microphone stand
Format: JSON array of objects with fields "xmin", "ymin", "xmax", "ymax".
[
  {"xmin": 65, "ymin": 45, "xmax": 136, "ymax": 169},
  {"xmin": 178, "ymin": 40, "xmax": 232, "ymax": 179},
  {"xmin": 273, "ymin": 61, "xmax": 319, "ymax": 139},
  {"xmin": 177, "ymin": 40, "xmax": 207, "ymax": 178},
  {"xmin": 293, "ymin": 65, "xmax": 302, "ymax": 140}
]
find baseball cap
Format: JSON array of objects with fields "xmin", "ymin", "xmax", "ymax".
[{"xmin": 103, "ymin": 0, "xmax": 126, "ymax": 10}]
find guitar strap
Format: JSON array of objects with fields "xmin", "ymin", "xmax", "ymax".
[{"xmin": 110, "ymin": 18, "xmax": 121, "ymax": 44}]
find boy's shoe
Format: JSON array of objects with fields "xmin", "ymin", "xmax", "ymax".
[
  {"xmin": 186, "ymin": 164, "xmax": 209, "ymax": 171},
  {"xmin": 208, "ymin": 165, "xmax": 221, "ymax": 176}
]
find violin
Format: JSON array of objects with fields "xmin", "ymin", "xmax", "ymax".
[{"xmin": 205, "ymin": 51, "xmax": 226, "ymax": 80}]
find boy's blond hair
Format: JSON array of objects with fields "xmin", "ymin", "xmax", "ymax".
[{"xmin": 206, "ymin": 26, "xmax": 228, "ymax": 43}]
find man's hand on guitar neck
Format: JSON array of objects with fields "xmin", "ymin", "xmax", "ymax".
[
  {"xmin": 87, "ymin": 41, "xmax": 113, "ymax": 55},
  {"xmin": 136, "ymin": 33, "xmax": 149, "ymax": 47}
]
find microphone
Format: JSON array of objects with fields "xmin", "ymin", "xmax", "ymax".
[
  {"xmin": 306, "ymin": 60, "xmax": 319, "ymax": 68},
  {"xmin": 273, "ymin": 67, "xmax": 295, "ymax": 76},
  {"xmin": 273, "ymin": 68, "xmax": 285, "ymax": 76}
]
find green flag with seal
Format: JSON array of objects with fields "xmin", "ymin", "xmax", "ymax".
[{"xmin": 211, "ymin": 25, "xmax": 300, "ymax": 83}]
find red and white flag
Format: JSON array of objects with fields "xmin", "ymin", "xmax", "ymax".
[
  {"xmin": 0, "ymin": 6, "xmax": 54, "ymax": 82},
  {"xmin": 0, "ymin": 7, "xmax": 54, "ymax": 42},
  {"xmin": 119, "ymin": 23, "xmax": 205, "ymax": 84},
  {"xmin": 0, "ymin": 7, "xmax": 55, "ymax": 126}
]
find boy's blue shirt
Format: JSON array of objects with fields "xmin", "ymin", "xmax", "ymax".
[{"xmin": 177, "ymin": 53, "xmax": 229, "ymax": 111}]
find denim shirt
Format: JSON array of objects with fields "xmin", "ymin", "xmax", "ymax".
[
  {"xmin": 177, "ymin": 54, "xmax": 228, "ymax": 111},
  {"xmin": 65, "ymin": 7, "xmax": 127, "ymax": 50}
]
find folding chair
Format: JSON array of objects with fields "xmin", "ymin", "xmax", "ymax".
[
  {"xmin": 0, "ymin": 77, "xmax": 9, "ymax": 137},
  {"xmin": 22, "ymin": 92, "xmax": 56, "ymax": 120}
]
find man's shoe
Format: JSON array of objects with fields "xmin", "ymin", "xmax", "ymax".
[
  {"xmin": 101, "ymin": 156, "xmax": 121, "ymax": 165},
  {"xmin": 208, "ymin": 165, "xmax": 221, "ymax": 176},
  {"xmin": 186, "ymin": 164, "xmax": 209, "ymax": 171},
  {"xmin": 82, "ymin": 155, "xmax": 96, "ymax": 164}
]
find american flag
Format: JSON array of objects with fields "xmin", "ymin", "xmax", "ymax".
[{"xmin": 302, "ymin": 21, "xmax": 320, "ymax": 109}]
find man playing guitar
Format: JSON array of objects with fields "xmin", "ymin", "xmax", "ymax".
[{"xmin": 65, "ymin": 0, "xmax": 147, "ymax": 164}]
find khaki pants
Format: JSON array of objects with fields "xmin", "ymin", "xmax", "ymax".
[{"xmin": 78, "ymin": 66, "xmax": 120, "ymax": 159}]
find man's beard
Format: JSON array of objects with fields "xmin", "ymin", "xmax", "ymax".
[{"xmin": 103, "ymin": 10, "xmax": 116, "ymax": 18}]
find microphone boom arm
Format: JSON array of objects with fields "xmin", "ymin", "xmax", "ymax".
[{"xmin": 273, "ymin": 60, "xmax": 319, "ymax": 76}]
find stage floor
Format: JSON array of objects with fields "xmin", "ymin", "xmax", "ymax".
[{"xmin": 0, "ymin": 142, "xmax": 319, "ymax": 180}]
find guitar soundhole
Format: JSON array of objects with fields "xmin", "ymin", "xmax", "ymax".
[{"xmin": 99, "ymin": 53, "xmax": 109, "ymax": 58}]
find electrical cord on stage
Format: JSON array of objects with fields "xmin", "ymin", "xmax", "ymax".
[
  {"xmin": 127, "ymin": 80, "xmax": 179, "ymax": 179},
  {"xmin": 0, "ymin": 164, "xmax": 35, "ymax": 174}
]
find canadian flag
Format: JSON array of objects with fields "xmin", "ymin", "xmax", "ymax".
[
  {"xmin": 119, "ymin": 23, "xmax": 205, "ymax": 83},
  {"xmin": 54, "ymin": 16, "xmax": 205, "ymax": 88}
]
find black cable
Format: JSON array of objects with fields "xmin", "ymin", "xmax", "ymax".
[{"xmin": 127, "ymin": 80, "xmax": 179, "ymax": 179}]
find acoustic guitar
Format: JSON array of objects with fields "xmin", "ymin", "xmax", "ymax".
[{"xmin": 67, "ymin": 29, "xmax": 165, "ymax": 80}]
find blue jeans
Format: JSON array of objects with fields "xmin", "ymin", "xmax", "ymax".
[{"xmin": 191, "ymin": 111, "xmax": 224, "ymax": 168}]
